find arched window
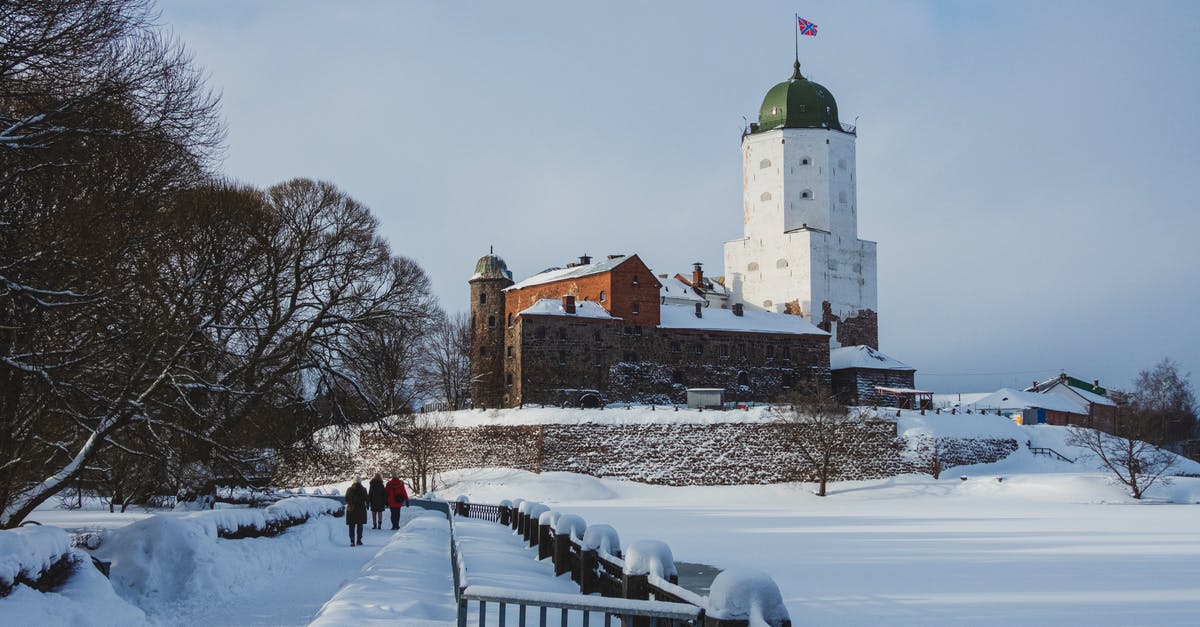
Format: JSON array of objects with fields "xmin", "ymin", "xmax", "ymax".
[
  {"xmin": 479, "ymin": 292, "xmax": 487, "ymax": 304},
  {"xmin": 599, "ymin": 290, "xmax": 607, "ymax": 302},
  {"xmin": 759, "ymin": 158, "xmax": 772, "ymax": 169},
  {"xmin": 505, "ymin": 373, "xmax": 513, "ymax": 386},
  {"xmin": 747, "ymin": 262, "xmax": 759, "ymax": 272},
  {"xmin": 776, "ymin": 258, "xmax": 789, "ymax": 268},
  {"xmin": 800, "ymin": 189, "xmax": 813, "ymax": 200},
  {"xmin": 759, "ymin": 191, "xmax": 772, "ymax": 202},
  {"xmin": 632, "ymin": 275, "xmax": 639, "ymax": 287},
  {"xmin": 487, "ymin": 315, "xmax": 496, "ymax": 328}
]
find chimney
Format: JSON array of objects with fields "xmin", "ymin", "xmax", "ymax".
[
  {"xmin": 694, "ymin": 302, "xmax": 703, "ymax": 318},
  {"xmin": 562, "ymin": 295, "xmax": 576, "ymax": 314},
  {"xmin": 579, "ymin": 254, "xmax": 592, "ymax": 266},
  {"xmin": 732, "ymin": 303, "xmax": 744, "ymax": 317},
  {"xmin": 1031, "ymin": 381, "xmax": 1038, "ymax": 392},
  {"xmin": 692, "ymin": 262, "xmax": 704, "ymax": 288},
  {"xmin": 1094, "ymin": 379, "xmax": 1101, "ymax": 389}
]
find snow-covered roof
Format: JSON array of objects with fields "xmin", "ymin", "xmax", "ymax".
[
  {"xmin": 518, "ymin": 299, "xmax": 619, "ymax": 320},
  {"xmin": 1040, "ymin": 381, "xmax": 1118, "ymax": 408},
  {"xmin": 658, "ymin": 275, "xmax": 704, "ymax": 303},
  {"xmin": 507, "ymin": 256, "xmax": 633, "ymax": 291},
  {"xmin": 972, "ymin": 388, "xmax": 1086, "ymax": 414},
  {"xmin": 658, "ymin": 304, "xmax": 828, "ymax": 336},
  {"xmin": 875, "ymin": 386, "xmax": 933, "ymax": 395},
  {"xmin": 830, "ymin": 345, "xmax": 913, "ymax": 371}
]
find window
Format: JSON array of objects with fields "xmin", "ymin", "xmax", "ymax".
[
  {"xmin": 783, "ymin": 346, "xmax": 792, "ymax": 361},
  {"xmin": 506, "ymin": 345, "xmax": 513, "ymax": 358},
  {"xmin": 558, "ymin": 350, "xmax": 566, "ymax": 365},
  {"xmin": 507, "ymin": 312, "xmax": 514, "ymax": 327},
  {"xmin": 479, "ymin": 292, "xmax": 487, "ymax": 305},
  {"xmin": 479, "ymin": 345, "xmax": 487, "ymax": 356},
  {"xmin": 633, "ymin": 326, "xmax": 643, "ymax": 337},
  {"xmin": 797, "ymin": 105, "xmax": 806, "ymax": 113},
  {"xmin": 747, "ymin": 262, "xmax": 759, "ymax": 272},
  {"xmin": 740, "ymin": 344, "xmax": 748, "ymax": 357},
  {"xmin": 759, "ymin": 158, "xmax": 772, "ymax": 169},
  {"xmin": 599, "ymin": 291, "xmax": 607, "ymax": 302},
  {"xmin": 593, "ymin": 330, "xmax": 601, "ymax": 345},
  {"xmin": 670, "ymin": 342, "xmax": 682, "ymax": 353},
  {"xmin": 766, "ymin": 345, "xmax": 775, "ymax": 359},
  {"xmin": 506, "ymin": 373, "xmax": 513, "ymax": 387},
  {"xmin": 558, "ymin": 328, "xmax": 566, "ymax": 341},
  {"xmin": 694, "ymin": 344, "xmax": 703, "ymax": 357},
  {"xmin": 487, "ymin": 315, "xmax": 496, "ymax": 328},
  {"xmin": 838, "ymin": 191, "xmax": 848, "ymax": 204},
  {"xmin": 800, "ymin": 190, "xmax": 813, "ymax": 200},
  {"xmin": 800, "ymin": 157, "xmax": 811, "ymax": 166},
  {"xmin": 720, "ymin": 344, "xmax": 730, "ymax": 358},
  {"xmin": 631, "ymin": 303, "xmax": 640, "ymax": 315},
  {"xmin": 737, "ymin": 371, "xmax": 750, "ymax": 387},
  {"xmin": 838, "ymin": 158, "xmax": 848, "ymax": 170},
  {"xmin": 759, "ymin": 192, "xmax": 772, "ymax": 202},
  {"xmin": 632, "ymin": 276, "xmax": 640, "ymax": 287},
  {"xmin": 782, "ymin": 372, "xmax": 794, "ymax": 388},
  {"xmin": 763, "ymin": 300, "xmax": 773, "ymax": 308},
  {"xmin": 594, "ymin": 350, "xmax": 602, "ymax": 366},
  {"xmin": 776, "ymin": 258, "xmax": 789, "ymax": 268}
]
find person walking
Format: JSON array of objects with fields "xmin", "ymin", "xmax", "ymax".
[
  {"xmin": 344, "ymin": 476, "xmax": 368, "ymax": 546},
  {"xmin": 384, "ymin": 474, "xmax": 409, "ymax": 530},
  {"xmin": 368, "ymin": 473, "xmax": 387, "ymax": 530}
]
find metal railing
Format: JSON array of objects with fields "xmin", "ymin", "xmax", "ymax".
[{"xmin": 1030, "ymin": 447, "xmax": 1075, "ymax": 463}]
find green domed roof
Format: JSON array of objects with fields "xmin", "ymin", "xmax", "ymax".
[
  {"xmin": 755, "ymin": 61, "xmax": 841, "ymax": 133},
  {"xmin": 471, "ymin": 250, "xmax": 512, "ymax": 282}
]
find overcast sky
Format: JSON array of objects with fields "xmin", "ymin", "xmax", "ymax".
[{"xmin": 159, "ymin": 0, "xmax": 1200, "ymax": 394}]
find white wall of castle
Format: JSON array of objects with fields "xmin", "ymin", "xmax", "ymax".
[{"xmin": 723, "ymin": 127, "xmax": 877, "ymax": 325}]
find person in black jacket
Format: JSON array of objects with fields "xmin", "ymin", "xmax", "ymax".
[
  {"xmin": 344, "ymin": 476, "xmax": 368, "ymax": 546},
  {"xmin": 367, "ymin": 473, "xmax": 387, "ymax": 529}
]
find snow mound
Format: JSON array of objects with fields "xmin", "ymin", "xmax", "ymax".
[
  {"xmin": 705, "ymin": 569, "xmax": 790, "ymax": 627},
  {"xmin": 0, "ymin": 549, "xmax": 147, "ymax": 627},
  {"xmin": 581, "ymin": 524, "xmax": 621, "ymax": 557},
  {"xmin": 623, "ymin": 539, "xmax": 676, "ymax": 578},
  {"xmin": 553, "ymin": 514, "xmax": 587, "ymax": 540},
  {"xmin": 0, "ymin": 525, "xmax": 72, "ymax": 589}
]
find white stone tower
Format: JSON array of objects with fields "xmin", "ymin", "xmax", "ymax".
[{"xmin": 723, "ymin": 60, "xmax": 878, "ymax": 349}]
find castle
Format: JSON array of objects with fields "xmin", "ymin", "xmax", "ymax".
[{"xmin": 470, "ymin": 59, "xmax": 916, "ymax": 409}]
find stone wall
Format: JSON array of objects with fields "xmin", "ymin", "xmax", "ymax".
[
  {"xmin": 330, "ymin": 421, "xmax": 1019, "ymax": 488},
  {"xmin": 831, "ymin": 368, "xmax": 916, "ymax": 406}
]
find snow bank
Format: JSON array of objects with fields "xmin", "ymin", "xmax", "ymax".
[
  {"xmin": 581, "ymin": 524, "xmax": 621, "ymax": 557},
  {"xmin": 0, "ymin": 549, "xmax": 147, "ymax": 627},
  {"xmin": 446, "ymin": 405, "xmax": 776, "ymax": 427},
  {"xmin": 553, "ymin": 514, "xmax": 587, "ymax": 540},
  {"xmin": 624, "ymin": 539, "xmax": 676, "ymax": 578},
  {"xmin": 0, "ymin": 525, "xmax": 72, "ymax": 591},
  {"xmin": 706, "ymin": 569, "xmax": 790, "ymax": 627}
]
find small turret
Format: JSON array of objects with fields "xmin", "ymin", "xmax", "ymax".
[{"xmin": 469, "ymin": 249, "xmax": 514, "ymax": 408}]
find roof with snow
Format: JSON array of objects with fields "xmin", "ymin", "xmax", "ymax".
[
  {"xmin": 972, "ymin": 388, "xmax": 1087, "ymax": 414},
  {"xmin": 518, "ymin": 299, "xmax": 619, "ymax": 320},
  {"xmin": 830, "ymin": 345, "xmax": 913, "ymax": 372},
  {"xmin": 658, "ymin": 304, "xmax": 828, "ymax": 336},
  {"xmin": 659, "ymin": 275, "xmax": 705, "ymax": 303},
  {"xmin": 1036, "ymin": 378, "xmax": 1118, "ymax": 408},
  {"xmin": 507, "ymin": 255, "xmax": 656, "ymax": 291}
]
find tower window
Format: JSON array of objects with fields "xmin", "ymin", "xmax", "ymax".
[
  {"xmin": 506, "ymin": 345, "xmax": 513, "ymax": 358},
  {"xmin": 632, "ymin": 275, "xmax": 640, "ymax": 287},
  {"xmin": 747, "ymin": 262, "xmax": 759, "ymax": 272},
  {"xmin": 800, "ymin": 190, "xmax": 813, "ymax": 200},
  {"xmin": 506, "ymin": 373, "xmax": 513, "ymax": 386},
  {"xmin": 759, "ymin": 192, "xmax": 772, "ymax": 202},
  {"xmin": 479, "ymin": 293, "xmax": 487, "ymax": 304},
  {"xmin": 763, "ymin": 300, "xmax": 773, "ymax": 308},
  {"xmin": 776, "ymin": 258, "xmax": 789, "ymax": 268},
  {"xmin": 599, "ymin": 290, "xmax": 607, "ymax": 302},
  {"xmin": 507, "ymin": 312, "xmax": 514, "ymax": 327},
  {"xmin": 839, "ymin": 191, "xmax": 848, "ymax": 204},
  {"xmin": 487, "ymin": 315, "xmax": 496, "ymax": 328},
  {"xmin": 800, "ymin": 157, "xmax": 811, "ymax": 166},
  {"xmin": 759, "ymin": 158, "xmax": 772, "ymax": 169}
]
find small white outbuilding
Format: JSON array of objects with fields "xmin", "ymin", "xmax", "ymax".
[{"xmin": 687, "ymin": 388, "xmax": 725, "ymax": 409}]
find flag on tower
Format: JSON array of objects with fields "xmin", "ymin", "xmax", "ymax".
[{"xmin": 796, "ymin": 15, "xmax": 818, "ymax": 37}]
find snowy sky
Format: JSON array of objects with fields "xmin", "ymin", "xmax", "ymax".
[{"xmin": 159, "ymin": 0, "xmax": 1200, "ymax": 394}]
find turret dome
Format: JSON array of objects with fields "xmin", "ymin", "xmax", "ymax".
[
  {"xmin": 754, "ymin": 61, "xmax": 841, "ymax": 133},
  {"xmin": 471, "ymin": 250, "xmax": 513, "ymax": 282}
]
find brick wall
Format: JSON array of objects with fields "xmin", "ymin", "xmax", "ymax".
[{"xmin": 317, "ymin": 421, "xmax": 1019, "ymax": 488}]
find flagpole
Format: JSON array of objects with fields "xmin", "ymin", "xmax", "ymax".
[{"xmin": 794, "ymin": 14, "xmax": 799, "ymax": 65}]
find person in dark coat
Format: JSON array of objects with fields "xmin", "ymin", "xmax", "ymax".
[
  {"xmin": 344, "ymin": 476, "xmax": 368, "ymax": 546},
  {"xmin": 368, "ymin": 473, "xmax": 387, "ymax": 529},
  {"xmin": 384, "ymin": 474, "xmax": 409, "ymax": 530}
]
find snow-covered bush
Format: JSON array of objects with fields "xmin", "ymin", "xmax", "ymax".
[
  {"xmin": 581, "ymin": 524, "xmax": 621, "ymax": 557},
  {"xmin": 0, "ymin": 525, "xmax": 73, "ymax": 596},
  {"xmin": 553, "ymin": 514, "xmax": 587, "ymax": 540},
  {"xmin": 705, "ymin": 569, "xmax": 790, "ymax": 627},
  {"xmin": 623, "ymin": 539, "xmax": 676, "ymax": 579}
]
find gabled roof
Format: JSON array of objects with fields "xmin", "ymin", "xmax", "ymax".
[
  {"xmin": 830, "ymin": 345, "xmax": 913, "ymax": 372},
  {"xmin": 659, "ymin": 275, "xmax": 705, "ymax": 303},
  {"xmin": 973, "ymin": 388, "xmax": 1087, "ymax": 414},
  {"xmin": 658, "ymin": 304, "xmax": 827, "ymax": 336},
  {"xmin": 518, "ymin": 299, "xmax": 619, "ymax": 320},
  {"xmin": 1029, "ymin": 375, "xmax": 1117, "ymax": 408},
  {"xmin": 506, "ymin": 254, "xmax": 660, "ymax": 291}
]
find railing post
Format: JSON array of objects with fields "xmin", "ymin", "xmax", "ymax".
[
  {"xmin": 499, "ymin": 505, "xmax": 511, "ymax": 526},
  {"xmin": 622, "ymin": 573, "xmax": 651, "ymax": 627},
  {"xmin": 580, "ymin": 548, "xmax": 598, "ymax": 594},
  {"xmin": 528, "ymin": 520, "xmax": 538, "ymax": 547},
  {"xmin": 553, "ymin": 532, "xmax": 571, "ymax": 575},
  {"xmin": 539, "ymin": 523, "xmax": 554, "ymax": 560}
]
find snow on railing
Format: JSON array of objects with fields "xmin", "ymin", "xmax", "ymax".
[{"xmin": 452, "ymin": 497, "xmax": 792, "ymax": 627}]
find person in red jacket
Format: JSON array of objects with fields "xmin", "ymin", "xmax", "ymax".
[{"xmin": 384, "ymin": 474, "xmax": 409, "ymax": 530}]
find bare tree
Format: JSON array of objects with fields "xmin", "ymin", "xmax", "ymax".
[
  {"xmin": 773, "ymin": 384, "xmax": 868, "ymax": 497},
  {"xmin": 420, "ymin": 312, "xmax": 472, "ymax": 410},
  {"xmin": 1067, "ymin": 413, "xmax": 1177, "ymax": 499},
  {"xmin": 1128, "ymin": 358, "xmax": 1197, "ymax": 446},
  {"xmin": 383, "ymin": 412, "xmax": 452, "ymax": 495}
]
